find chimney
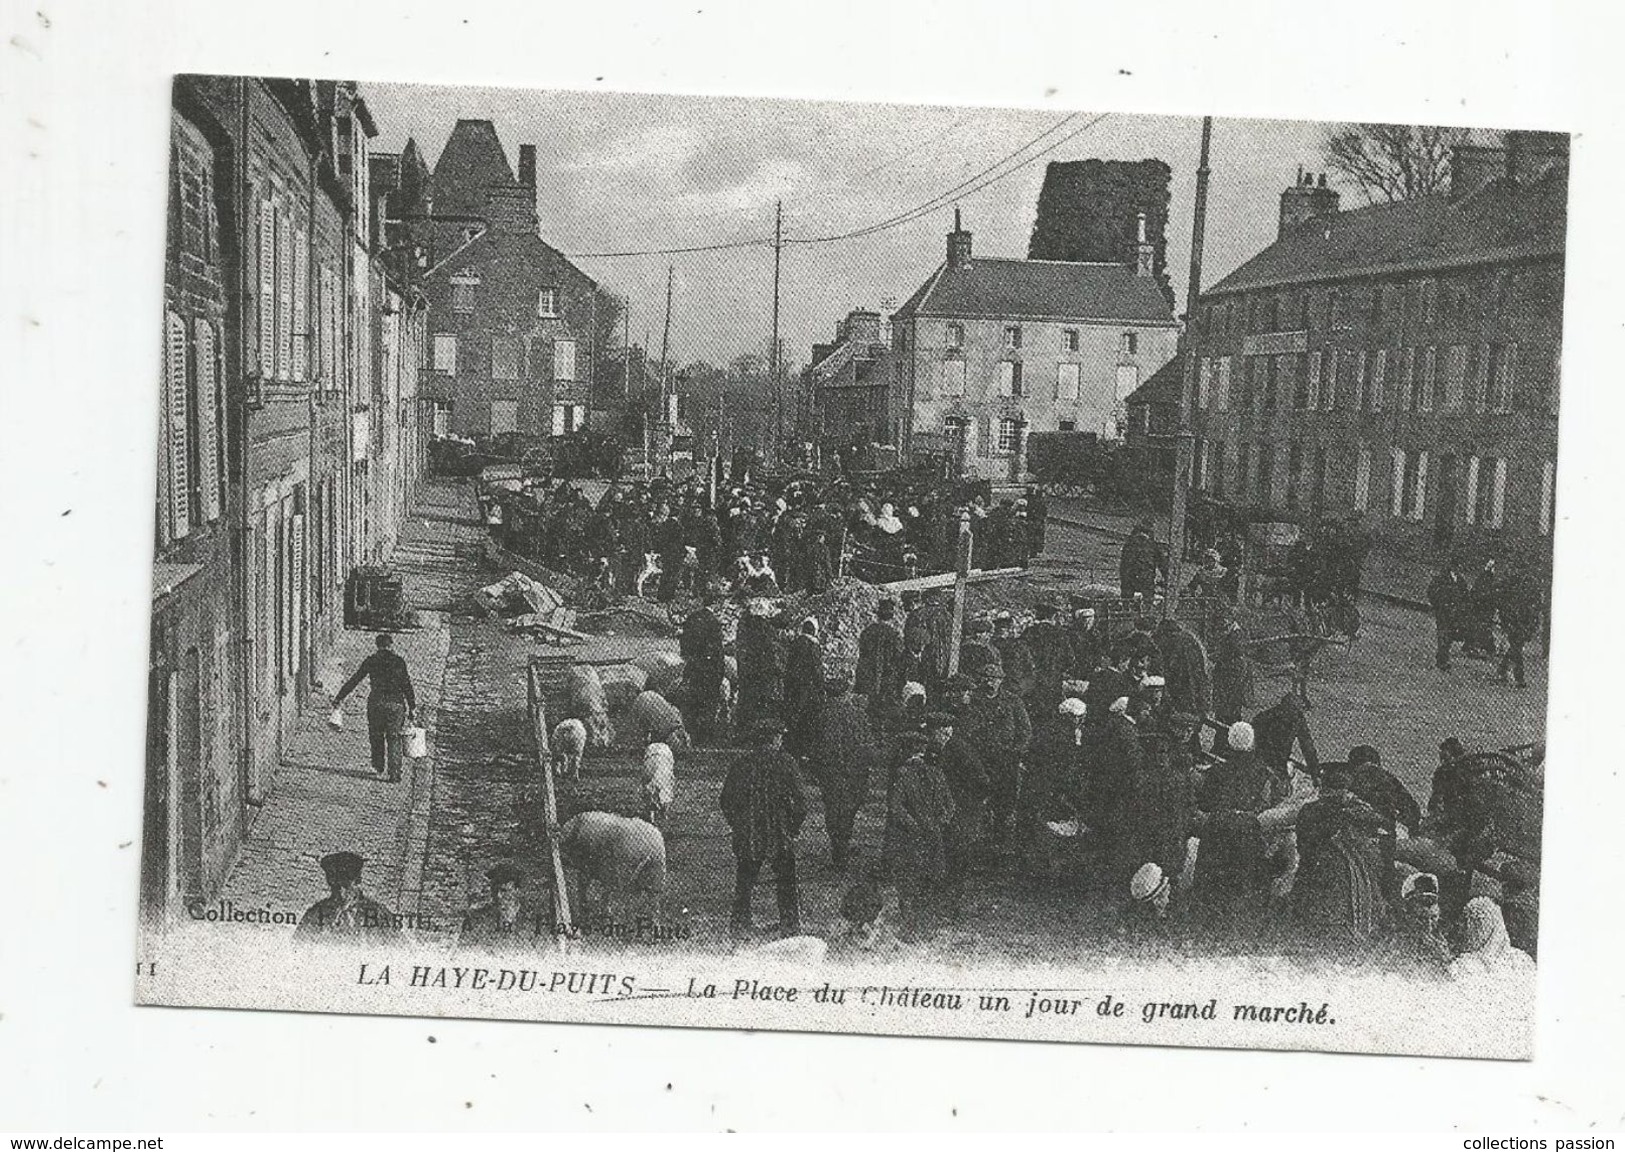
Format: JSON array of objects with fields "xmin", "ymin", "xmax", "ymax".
[
  {"xmin": 518, "ymin": 144, "xmax": 537, "ymax": 192},
  {"xmin": 1134, "ymin": 211, "xmax": 1154, "ymax": 277},
  {"xmin": 1278, "ymin": 170, "xmax": 1341, "ymax": 239},
  {"xmin": 947, "ymin": 208, "xmax": 973, "ymax": 270},
  {"xmin": 1451, "ymin": 143, "xmax": 1506, "ymax": 199},
  {"xmin": 481, "ymin": 184, "xmax": 538, "ymax": 235},
  {"xmin": 1505, "ymin": 129, "xmax": 1568, "ymax": 186},
  {"xmin": 845, "ymin": 309, "xmax": 882, "ymax": 345}
]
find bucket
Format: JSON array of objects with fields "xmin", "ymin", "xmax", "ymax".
[{"xmin": 405, "ymin": 726, "xmax": 429, "ymax": 759}]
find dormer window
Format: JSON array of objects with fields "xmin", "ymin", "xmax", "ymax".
[{"xmin": 537, "ymin": 287, "xmax": 560, "ymax": 317}]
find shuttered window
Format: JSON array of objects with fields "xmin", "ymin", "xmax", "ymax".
[
  {"xmin": 1418, "ymin": 347, "xmax": 1436, "ymax": 412},
  {"xmin": 1489, "ymin": 457, "xmax": 1507, "ymax": 528},
  {"xmin": 997, "ymin": 361, "xmax": 1016, "ymax": 398},
  {"xmin": 554, "ymin": 339, "xmax": 577, "ymax": 382},
  {"xmin": 193, "ymin": 319, "xmax": 222, "ymax": 522},
  {"xmin": 257, "ymin": 199, "xmax": 276, "ymax": 379},
  {"xmin": 1465, "ymin": 455, "xmax": 1481, "ymax": 525},
  {"xmin": 1390, "ymin": 448, "xmax": 1406, "ymax": 518},
  {"xmin": 287, "ymin": 510, "xmax": 304, "ymax": 681},
  {"xmin": 163, "ymin": 311, "xmax": 191, "ymax": 541},
  {"xmin": 275, "ymin": 209, "xmax": 293, "ymax": 380},
  {"xmin": 1354, "ymin": 446, "xmax": 1371, "ymax": 512},
  {"xmin": 291, "ymin": 227, "xmax": 308, "ymax": 380},
  {"xmin": 1410, "ymin": 450, "xmax": 1429, "ymax": 521},
  {"xmin": 1306, "ymin": 351, "xmax": 1322, "ymax": 411},
  {"xmin": 1371, "ymin": 349, "xmax": 1387, "ymax": 411},
  {"xmin": 1056, "ymin": 362, "xmax": 1080, "ymax": 402},
  {"xmin": 1215, "ymin": 357, "xmax": 1231, "ymax": 410}
]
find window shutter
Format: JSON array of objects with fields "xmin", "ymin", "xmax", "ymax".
[
  {"xmin": 275, "ymin": 209, "xmax": 293, "ymax": 379},
  {"xmin": 1306, "ymin": 351, "xmax": 1322, "ymax": 410},
  {"xmin": 287, "ymin": 512, "xmax": 305, "ymax": 680},
  {"xmin": 1411, "ymin": 451, "xmax": 1429, "ymax": 521},
  {"xmin": 1390, "ymin": 448, "xmax": 1406, "ymax": 517},
  {"xmin": 193, "ymin": 320, "xmax": 221, "ymax": 522},
  {"xmin": 257, "ymin": 199, "xmax": 276, "ymax": 379},
  {"xmin": 1354, "ymin": 351, "xmax": 1368, "ymax": 410},
  {"xmin": 1444, "ymin": 344, "xmax": 1467, "ymax": 410},
  {"xmin": 1196, "ymin": 358, "xmax": 1210, "ymax": 409},
  {"xmin": 1216, "ymin": 358, "xmax": 1230, "ymax": 410},
  {"xmin": 1490, "ymin": 458, "xmax": 1507, "ymax": 528},
  {"xmin": 997, "ymin": 361, "xmax": 1014, "ymax": 398},
  {"xmin": 1354, "ymin": 447, "xmax": 1371, "ymax": 512},
  {"xmin": 1371, "ymin": 349, "xmax": 1387, "ymax": 411},
  {"xmin": 291, "ymin": 227, "xmax": 308, "ymax": 380},
  {"xmin": 1418, "ymin": 347, "xmax": 1435, "ymax": 412},
  {"xmin": 977, "ymin": 413, "xmax": 993, "ymax": 457},
  {"xmin": 164, "ymin": 311, "xmax": 191, "ymax": 539},
  {"xmin": 1464, "ymin": 455, "xmax": 1480, "ymax": 525}
]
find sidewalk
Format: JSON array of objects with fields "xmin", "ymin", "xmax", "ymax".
[
  {"xmin": 219, "ymin": 479, "xmax": 482, "ymax": 925},
  {"xmin": 1045, "ymin": 495, "xmax": 1434, "ymax": 610}
]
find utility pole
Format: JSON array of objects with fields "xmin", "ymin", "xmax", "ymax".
[
  {"xmin": 1165, "ymin": 116, "xmax": 1212, "ymax": 617},
  {"xmin": 770, "ymin": 199, "xmax": 783, "ymax": 467},
  {"xmin": 659, "ymin": 265, "xmax": 674, "ymax": 471}
]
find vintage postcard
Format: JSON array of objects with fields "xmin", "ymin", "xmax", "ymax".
[{"xmin": 138, "ymin": 75, "xmax": 1560, "ymax": 1058}]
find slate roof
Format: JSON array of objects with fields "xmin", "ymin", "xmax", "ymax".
[
  {"xmin": 1207, "ymin": 168, "xmax": 1567, "ymax": 297},
  {"xmin": 894, "ymin": 256, "xmax": 1177, "ymax": 326},
  {"xmin": 1124, "ymin": 353, "xmax": 1183, "ymax": 407},
  {"xmin": 431, "ymin": 120, "xmax": 517, "ymax": 218}
]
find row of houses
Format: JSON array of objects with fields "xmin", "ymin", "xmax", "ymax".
[
  {"xmin": 1139, "ymin": 130, "xmax": 1566, "ymax": 569},
  {"xmin": 146, "ymin": 76, "xmax": 432, "ymax": 922},
  {"xmin": 813, "ymin": 131, "xmax": 1565, "ymax": 571}
]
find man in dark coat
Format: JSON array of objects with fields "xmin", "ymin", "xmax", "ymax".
[
  {"xmin": 854, "ymin": 599, "xmax": 906, "ymax": 723},
  {"xmin": 1210, "ymin": 612, "xmax": 1255, "ymax": 724},
  {"xmin": 457, "ymin": 861, "xmax": 541, "ymax": 954},
  {"xmin": 1119, "ymin": 523, "xmax": 1160, "ymax": 602},
  {"xmin": 294, "ymin": 852, "xmax": 403, "ymax": 945},
  {"xmin": 734, "ymin": 603, "xmax": 785, "ymax": 740},
  {"xmin": 332, "ymin": 632, "xmax": 417, "ymax": 783},
  {"xmin": 811, "ymin": 676, "xmax": 879, "ymax": 870},
  {"xmin": 888, "ymin": 740, "xmax": 958, "ymax": 940},
  {"xmin": 958, "ymin": 617, "xmax": 1003, "ymax": 680},
  {"xmin": 781, "ymin": 617, "xmax": 826, "ymax": 762},
  {"xmin": 1081, "ymin": 647, "xmax": 1134, "ymax": 729},
  {"xmin": 1427, "ymin": 561, "xmax": 1468, "ymax": 671},
  {"xmin": 1496, "ymin": 567, "xmax": 1539, "ymax": 688},
  {"xmin": 619, "ymin": 511, "xmax": 650, "ymax": 601},
  {"xmin": 650, "ymin": 503, "xmax": 686, "ymax": 602},
  {"xmin": 904, "ymin": 591, "xmax": 953, "ymax": 685},
  {"xmin": 1198, "ymin": 721, "xmax": 1285, "ymax": 816},
  {"xmin": 1293, "ymin": 762, "xmax": 1392, "ymax": 946},
  {"xmin": 992, "ymin": 612, "xmax": 1037, "ymax": 701},
  {"xmin": 1020, "ymin": 602, "xmax": 1077, "ymax": 717},
  {"xmin": 1154, "ymin": 617, "xmax": 1211, "ymax": 719},
  {"xmin": 1346, "ymin": 745, "xmax": 1423, "ymax": 838},
  {"xmin": 1020, "ymin": 698, "xmax": 1090, "ymax": 876},
  {"xmin": 1115, "ymin": 717, "xmax": 1198, "ymax": 892},
  {"xmin": 1252, "ymin": 691, "xmax": 1319, "ymax": 785},
  {"xmin": 958, "ymin": 661, "xmax": 1032, "ymax": 854},
  {"xmin": 679, "ymin": 598, "xmax": 727, "ymax": 744},
  {"xmin": 720, "ymin": 719, "xmax": 808, "ymax": 936},
  {"xmin": 1067, "ymin": 604, "xmax": 1107, "ymax": 680},
  {"xmin": 924, "ymin": 711, "xmax": 988, "ymax": 911}
]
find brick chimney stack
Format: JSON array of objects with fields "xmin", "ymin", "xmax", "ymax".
[
  {"xmin": 1278, "ymin": 168, "xmax": 1341, "ymax": 239},
  {"xmin": 947, "ymin": 208, "xmax": 973, "ymax": 270},
  {"xmin": 518, "ymin": 143, "xmax": 537, "ymax": 205}
]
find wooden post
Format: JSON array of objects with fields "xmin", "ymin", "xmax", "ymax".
[
  {"xmin": 946, "ymin": 508, "xmax": 973, "ymax": 677},
  {"xmin": 1166, "ymin": 431, "xmax": 1194, "ymax": 617},
  {"xmin": 527, "ymin": 663, "xmax": 573, "ymax": 942}
]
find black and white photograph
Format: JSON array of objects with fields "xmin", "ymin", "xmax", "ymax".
[{"xmin": 135, "ymin": 75, "xmax": 1561, "ymax": 1058}]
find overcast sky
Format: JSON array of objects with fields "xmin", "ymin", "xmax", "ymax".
[{"xmin": 364, "ymin": 82, "xmax": 1360, "ymax": 365}]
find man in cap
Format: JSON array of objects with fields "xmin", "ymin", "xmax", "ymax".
[
  {"xmin": 1426, "ymin": 737, "xmax": 1471, "ymax": 824},
  {"xmin": 679, "ymin": 594, "xmax": 727, "ymax": 745},
  {"xmin": 903, "ymin": 590, "xmax": 953, "ymax": 685},
  {"xmin": 1251, "ymin": 690, "xmax": 1319, "ymax": 792},
  {"xmin": 719, "ymin": 717, "xmax": 808, "ymax": 937},
  {"xmin": 1021, "ymin": 601, "xmax": 1078, "ymax": 717},
  {"xmin": 887, "ymin": 734, "xmax": 958, "ymax": 940},
  {"xmin": 294, "ymin": 851, "xmax": 403, "ymax": 944},
  {"xmin": 332, "ymin": 633, "xmax": 417, "ymax": 783},
  {"xmin": 458, "ymin": 861, "xmax": 541, "ymax": 954},
  {"xmin": 923, "ymin": 710, "xmax": 988, "ymax": 912},
  {"xmin": 991, "ymin": 611, "xmax": 1037, "ymax": 701},
  {"xmin": 855, "ymin": 599, "xmax": 906, "ymax": 725},
  {"xmin": 1427, "ymin": 559, "xmax": 1468, "ymax": 672},
  {"xmin": 812, "ymin": 674, "xmax": 879, "ymax": 871},
  {"xmin": 958, "ymin": 617, "xmax": 1003, "ymax": 682},
  {"xmin": 958, "ymin": 659, "xmax": 1032, "ymax": 856},
  {"xmin": 1066, "ymin": 599, "xmax": 1106, "ymax": 680}
]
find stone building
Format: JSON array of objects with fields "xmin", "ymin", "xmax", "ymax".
[
  {"xmin": 145, "ymin": 76, "xmax": 427, "ymax": 923},
  {"xmin": 808, "ymin": 308, "xmax": 895, "ymax": 450},
  {"xmin": 889, "ymin": 211, "xmax": 1180, "ymax": 479},
  {"xmin": 1183, "ymin": 133, "xmax": 1566, "ymax": 571},
  {"xmin": 401, "ymin": 120, "xmax": 602, "ymax": 440}
]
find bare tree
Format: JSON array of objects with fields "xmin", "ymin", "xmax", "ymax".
[{"xmin": 1320, "ymin": 123, "xmax": 1470, "ymax": 203}]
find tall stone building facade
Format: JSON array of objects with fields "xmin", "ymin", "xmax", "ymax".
[
  {"xmin": 400, "ymin": 120, "xmax": 602, "ymax": 440},
  {"xmin": 1184, "ymin": 134, "xmax": 1566, "ymax": 573}
]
